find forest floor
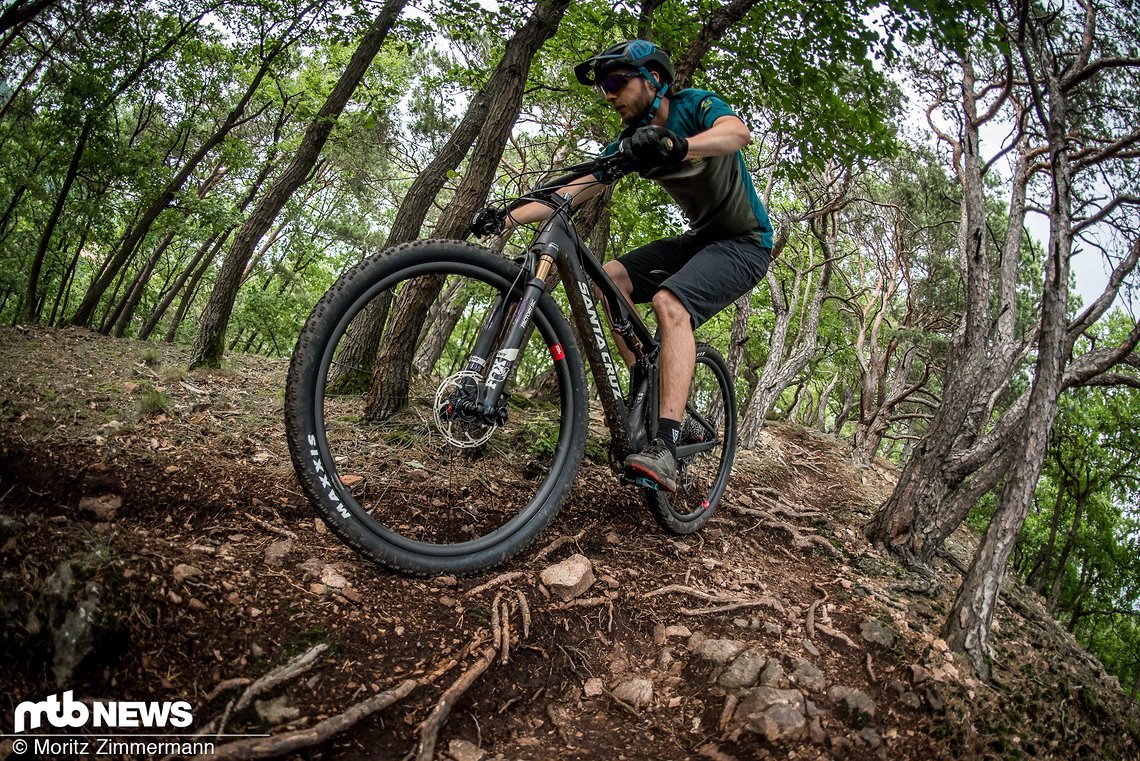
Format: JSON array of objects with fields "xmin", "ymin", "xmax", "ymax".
[{"xmin": 0, "ymin": 325, "xmax": 1138, "ymax": 761}]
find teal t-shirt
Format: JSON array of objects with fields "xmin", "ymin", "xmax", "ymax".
[{"xmin": 605, "ymin": 89, "xmax": 773, "ymax": 248}]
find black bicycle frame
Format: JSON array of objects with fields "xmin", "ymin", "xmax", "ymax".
[
  {"xmin": 459, "ymin": 206, "xmax": 658, "ymax": 459},
  {"xmin": 461, "ymin": 173, "xmax": 722, "ymax": 465}
]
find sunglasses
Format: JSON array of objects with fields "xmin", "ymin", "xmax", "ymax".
[{"xmin": 598, "ymin": 71, "xmax": 643, "ymax": 95}]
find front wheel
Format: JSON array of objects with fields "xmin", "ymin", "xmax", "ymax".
[
  {"xmin": 645, "ymin": 344, "xmax": 737, "ymax": 534},
  {"xmin": 285, "ymin": 240, "xmax": 588, "ymax": 576}
]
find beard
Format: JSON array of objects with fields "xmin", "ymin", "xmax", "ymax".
[{"xmin": 617, "ymin": 88, "xmax": 653, "ymax": 125}]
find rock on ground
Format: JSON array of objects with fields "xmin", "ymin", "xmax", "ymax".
[
  {"xmin": 735, "ymin": 686, "xmax": 808, "ymax": 743},
  {"xmin": 859, "ymin": 618, "xmax": 897, "ymax": 650},
  {"xmin": 788, "ymin": 656, "xmax": 827, "ymax": 692},
  {"xmin": 828, "ymin": 685, "xmax": 876, "ymax": 728},
  {"xmin": 540, "ymin": 554, "xmax": 595, "ymax": 601},
  {"xmin": 693, "ymin": 638, "xmax": 746, "ymax": 665},
  {"xmin": 718, "ymin": 649, "xmax": 766, "ymax": 689},
  {"xmin": 612, "ymin": 677, "xmax": 653, "ymax": 708}
]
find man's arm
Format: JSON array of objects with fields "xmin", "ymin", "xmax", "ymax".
[
  {"xmin": 682, "ymin": 114, "xmax": 751, "ymax": 159},
  {"xmin": 503, "ymin": 174, "xmax": 608, "ymax": 231}
]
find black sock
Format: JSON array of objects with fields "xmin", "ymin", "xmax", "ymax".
[{"xmin": 657, "ymin": 418, "xmax": 680, "ymax": 457}]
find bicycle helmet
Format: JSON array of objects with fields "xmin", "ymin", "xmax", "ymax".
[{"xmin": 574, "ymin": 39, "xmax": 675, "ymax": 124}]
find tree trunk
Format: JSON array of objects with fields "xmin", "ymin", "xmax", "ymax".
[
  {"xmin": 189, "ymin": 0, "xmax": 407, "ymax": 368},
  {"xmin": 1065, "ymin": 562, "xmax": 1095, "ymax": 634},
  {"xmin": 815, "ymin": 372, "xmax": 838, "ymax": 431},
  {"xmin": 739, "ymin": 214, "xmax": 832, "ymax": 446},
  {"xmin": 48, "ymin": 221, "xmax": 91, "ymax": 326},
  {"xmin": 363, "ymin": 0, "xmax": 570, "ymax": 420},
  {"xmin": 107, "ymin": 230, "xmax": 177, "ymax": 337},
  {"xmin": 412, "ymin": 279, "xmax": 469, "ymax": 377},
  {"xmin": 1047, "ymin": 490, "xmax": 1085, "ymax": 612},
  {"xmin": 0, "ymin": 0, "xmax": 58, "ymax": 35},
  {"xmin": 140, "ymin": 146, "xmax": 282, "ymax": 342},
  {"xmin": 138, "ymin": 231, "xmax": 223, "ymax": 340},
  {"xmin": 22, "ymin": 117, "xmax": 91, "ymax": 323},
  {"xmin": 1026, "ymin": 479, "xmax": 1068, "ymax": 594},
  {"xmin": 852, "ymin": 347, "xmax": 920, "ymax": 467},
  {"xmin": 24, "ymin": 9, "xmax": 206, "ymax": 324},
  {"xmin": 941, "ymin": 44, "xmax": 1075, "ymax": 678},
  {"xmin": 164, "ymin": 251, "xmax": 215, "ymax": 343},
  {"xmin": 672, "ymin": 0, "xmax": 761, "ymax": 88},
  {"xmin": 865, "ymin": 52, "xmax": 997, "ymax": 565}
]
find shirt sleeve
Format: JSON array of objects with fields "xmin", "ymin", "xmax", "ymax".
[{"xmin": 696, "ymin": 94, "xmax": 738, "ymax": 130}]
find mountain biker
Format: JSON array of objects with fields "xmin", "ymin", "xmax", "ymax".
[{"xmin": 471, "ymin": 39, "xmax": 773, "ymax": 492}]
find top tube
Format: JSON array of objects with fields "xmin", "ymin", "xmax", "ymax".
[{"xmin": 505, "ymin": 152, "xmax": 632, "ymax": 214}]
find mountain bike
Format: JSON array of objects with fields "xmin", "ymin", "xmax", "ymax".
[{"xmin": 284, "ymin": 152, "xmax": 737, "ymax": 576}]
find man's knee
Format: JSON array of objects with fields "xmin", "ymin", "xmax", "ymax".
[{"xmin": 652, "ymin": 289, "xmax": 691, "ymax": 330}]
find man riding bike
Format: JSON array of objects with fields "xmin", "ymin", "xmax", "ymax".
[{"xmin": 472, "ymin": 39, "xmax": 773, "ymax": 492}]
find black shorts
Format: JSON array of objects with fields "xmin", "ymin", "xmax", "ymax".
[{"xmin": 617, "ymin": 231, "xmax": 771, "ymax": 328}]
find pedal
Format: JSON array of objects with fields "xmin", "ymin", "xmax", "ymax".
[
  {"xmin": 619, "ymin": 472, "xmax": 659, "ymax": 491},
  {"xmin": 634, "ymin": 476, "xmax": 660, "ymax": 491}
]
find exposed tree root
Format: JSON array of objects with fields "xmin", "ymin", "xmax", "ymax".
[
  {"xmin": 815, "ymin": 622, "xmax": 857, "ymax": 650},
  {"xmin": 601, "ymin": 687, "xmax": 641, "ymax": 718},
  {"xmin": 465, "ymin": 571, "xmax": 524, "ymax": 597},
  {"xmin": 234, "ymin": 644, "xmax": 328, "ymax": 714},
  {"xmin": 643, "ymin": 584, "xmax": 728, "ymax": 601},
  {"xmin": 516, "ymin": 589, "xmax": 531, "ymax": 638},
  {"xmin": 680, "ymin": 599, "xmax": 784, "ymax": 617},
  {"xmin": 533, "ymin": 526, "xmax": 591, "ymax": 562},
  {"xmin": 546, "ymin": 703, "xmax": 575, "ymax": 746},
  {"xmin": 645, "ymin": 584, "xmax": 785, "ymax": 617},
  {"xmin": 500, "ymin": 598, "xmax": 511, "ymax": 665},
  {"xmin": 415, "ymin": 647, "xmax": 498, "ymax": 761},
  {"xmin": 550, "ymin": 595, "xmax": 614, "ymax": 610},
  {"xmin": 205, "ymin": 677, "xmax": 253, "ymax": 702},
  {"xmin": 192, "ymin": 644, "xmax": 329, "ymax": 741},
  {"xmin": 738, "ymin": 507, "xmax": 840, "ymax": 557},
  {"xmin": 243, "ymin": 512, "xmax": 297, "ymax": 540},
  {"xmin": 198, "ymin": 679, "xmax": 417, "ymax": 761},
  {"xmin": 806, "ymin": 584, "xmax": 829, "ymax": 640}
]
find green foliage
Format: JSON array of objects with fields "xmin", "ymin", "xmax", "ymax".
[
  {"xmin": 1004, "ymin": 370, "xmax": 1140, "ymax": 694},
  {"xmin": 137, "ymin": 386, "xmax": 173, "ymax": 417}
]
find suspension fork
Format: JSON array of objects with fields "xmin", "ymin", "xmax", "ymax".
[{"xmin": 467, "ymin": 247, "xmax": 559, "ymax": 414}]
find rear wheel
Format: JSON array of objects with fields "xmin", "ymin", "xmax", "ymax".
[
  {"xmin": 645, "ymin": 344, "xmax": 736, "ymax": 534},
  {"xmin": 285, "ymin": 240, "xmax": 588, "ymax": 576}
]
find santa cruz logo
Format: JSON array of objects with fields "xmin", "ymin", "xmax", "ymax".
[
  {"xmin": 576, "ymin": 282, "xmax": 622, "ymax": 397},
  {"xmin": 13, "ymin": 691, "xmax": 194, "ymax": 733}
]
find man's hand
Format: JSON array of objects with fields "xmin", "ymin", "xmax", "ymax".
[
  {"xmin": 470, "ymin": 206, "xmax": 507, "ymax": 238},
  {"xmin": 620, "ymin": 125, "xmax": 688, "ymax": 171}
]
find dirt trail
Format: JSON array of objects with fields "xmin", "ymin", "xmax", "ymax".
[{"xmin": 1, "ymin": 326, "xmax": 1137, "ymax": 760}]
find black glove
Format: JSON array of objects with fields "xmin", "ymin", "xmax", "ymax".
[
  {"xmin": 470, "ymin": 206, "xmax": 507, "ymax": 238},
  {"xmin": 620, "ymin": 125, "xmax": 688, "ymax": 171}
]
